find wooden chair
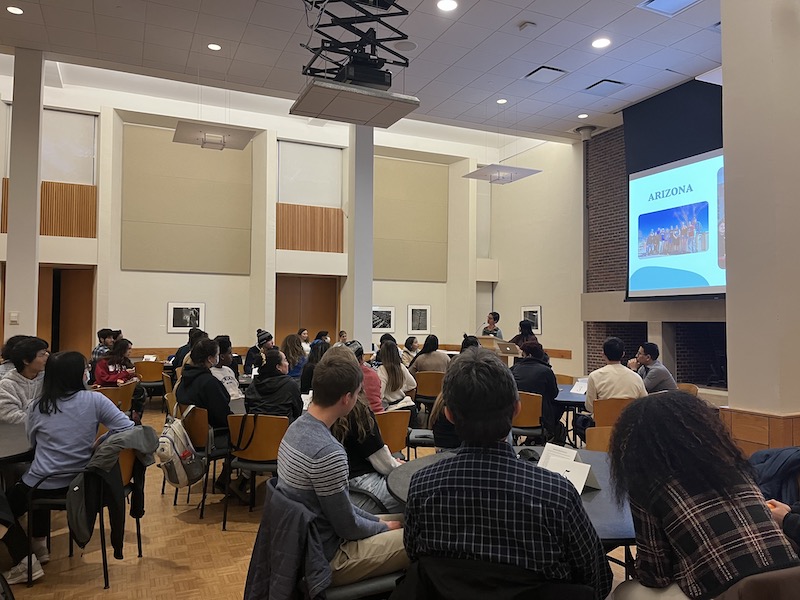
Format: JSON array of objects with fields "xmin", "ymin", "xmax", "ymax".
[
  {"xmin": 161, "ymin": 372, "xmax": 174, "ymax": 413},
  {"xmin": 511, "ymin": 392, "xmax": 543, "ymax": 445},
  {"xmin": 677, "ymin": 383, "xmax": 699, "ymax": 397},
  {"xmin": 556, "ymin": 374, "xmax": 576, "ymax": 385},
  {"xmin": 586, "ymin": 426, "xmax": 613, "ymax": 452},
  {"xmin": 414, "ymin": 371, "xmax": 445, "ymax": 409},
  {"xmin": 96, "ymin": 380, "xmax": 137, "ymax": 414},
  {"xmin": 223, "ymin": 414, "xmax": 289, "ymax": 530},
  {"xmin": 375, "ymin": 410, "xmax": 411, "ymax": 455},
  {"xmin": 181, "ymin": 406, "xmax": 228, "ymax": 519},
  {"xmin": 593, "ymin": 398, "xmax": 635, "ymax": 428},
  {"xmin": 134, "ymin": 360, "xmax": 164, "ymax": 408}
]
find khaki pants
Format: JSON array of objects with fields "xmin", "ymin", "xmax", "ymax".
[
  {"xmin": 613, "ymin": 581, "xmax": 691, "ymax": 600},
  {"xmin": 330, "ymin": 528, "xmax": 409, "ymax": 587}
]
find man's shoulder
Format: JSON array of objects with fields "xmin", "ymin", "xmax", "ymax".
[{"xmin": 283, "ymin": 415, "xmax": 346, "ymax": 459}]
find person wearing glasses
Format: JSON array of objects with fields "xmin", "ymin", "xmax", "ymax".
[{"xmin": 626, "ymin": 342, "xmax": 677, "ymax": 394}]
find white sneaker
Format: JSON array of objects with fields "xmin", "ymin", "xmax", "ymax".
[
  {"xmin": 31, "ymin": 539, "xmax": 50, "ymax": 565},
  {"xmin": 2, "ymin": 554, "xmax": 44, "ymax": 585}
]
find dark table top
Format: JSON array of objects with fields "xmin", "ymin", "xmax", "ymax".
[
  {"xmin": 0, "ymin": 423, "xmax": 32, "ymax": 464},
  {"xmin": 386, "ymin": 446, "xmax": 634, "ymax": 545},
  {"xmin": 555, "ymin": 383, "xmax": 586, "ymax": 407}
]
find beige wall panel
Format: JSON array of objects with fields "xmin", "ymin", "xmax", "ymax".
[
  {"xmin": 121, "ymin": 221, "xmax": 250, "ymax": 275},
  {"xmin": 373, "ymin": 238, "xmax": 447, "ymax": 282},
  {"xmin": 122, "ymin": 124, "xmax": 252, "ymax": 274},
  {"xmin": 374, "ymin": 157, "xmax": 448, "ymax": 280}
]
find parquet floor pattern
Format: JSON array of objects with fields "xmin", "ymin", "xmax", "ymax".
[{"xmin": 10, "ymin": 409, "xmax": 627, "ymax": 599}]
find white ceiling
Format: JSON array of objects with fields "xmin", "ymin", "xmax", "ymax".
[{"xmin": 0, "ymin": 0, "xmax": 721, "ymax": 141}]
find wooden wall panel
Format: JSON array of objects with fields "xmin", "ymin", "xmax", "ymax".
[
  {"xmin": 730, "ymin": 412, "xmax": 770, "ymax": 445},
  {"xmin": 276, "ymin": 204, "xmax": 344, "ymax": 253},
  {"xmin": 2, "ymin": 178, "xmax": 97, "ymax": 237},
  {"xmin": 769, "ymin": 417, "xmax": 794, "ymax": 448},
  {"xmin": 275, "ymin": 275, "xmax": 338, "ymax": 346},
  {"xmin": 37, "ymin": 267, "xmax": 53, "ymax": 346},
  {"xmin": 58, "ymin": 269, "xmax": 95, "ymax": 356},
  {"xmin": 132, "ymin": 346, "xmax": 250, "ymax": 361}
]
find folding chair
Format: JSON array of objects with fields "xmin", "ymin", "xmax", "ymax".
[
  {"xmin": 374, "ymin": 410, "xmax": 411, "ymax": 456},
  {"xmin": 511, "ymin": 392, "xmax": 543, "ymax": 445},
  {"xmin": 134, "ymin": 361, "xmax": 164, "ymax": 410},
  {"xmin": 181, "ymin": 406, "xmax": 228, "ymax": 519},
  {"xmin": 96, "ymin": 380, "xmax": 137, "ymax": 414}
]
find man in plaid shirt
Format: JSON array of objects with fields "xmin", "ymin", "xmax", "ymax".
[{"xmin": 403, "ymin": 349, "xmax": 612, "ymax": 599}]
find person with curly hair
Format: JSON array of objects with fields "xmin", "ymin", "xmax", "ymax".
[{"xmin": 609, "ymin": 392, "xmax": 800, "ymax": 600}]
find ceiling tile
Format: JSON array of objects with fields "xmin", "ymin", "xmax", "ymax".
[
  {"xmin": 426, "ymin": 100, "xmax": 477, "ymax": 119},
  {"xmin": 500, "ymin": 79, "xmax": 546, "ymax": 97},
  {"xmin": 610, "ymin": 83, "xmax": 656, "ymax": 101},
  {"xmin": 234, "ymin": 42, "xmax": 281, "ymax": 66},
  {"xmin": 0, "ymin": 20, "xmax": 48, "ymax": 42},
  {"xmin": 143, "ymin": 43, "xmax": 190, "ymax": 65},
  {"xmin": 587, "ymin": 96, "xmax": 629, "ymax": 113},
  {"xmin": 604, "ymin": 7, "xmax": 665, "ymax": 37},
  {"xmin": 227, "ymin": 58, "xmax": 272, "ymax": 81},
  {"xmin": 145, "ymin": 24, "xmax": 194, "ymax": 50},
  {"xmin": 468, "ymin": 71, "xmax": 516, "ymax": 91},
  {"xmin": 454, "ymin": 48, "xmax": 505, "ymax": 72},
  {"xmin": 511, "ymin": 39, "xmax": 563, "ymax": 63},
  {"xmin": 190, "ymin": 35, "xmax": 240, "ymax": 57},
  {"xmin": 414, "ymin": 0, "xmax": 481, "ymax": 21},
  {"xmin": 549, "ymin": 48, "xmax": 597, "ymax": 71},
  {"xmin": 609, "ymin": 62, "xmax": 662, "ymax": 83},
  {"xmin": 436, "ymin": 65, "xmax": 482, "ymax": 85},
  {"xmin": 49, "ymin": 44, "xmax": 98, "ymax": 59},
  {"xmin": 95, "ymin": 0, "xmax": 146, "ymax": 22},
  {"xmin": 40, "ymin": 0, "xmax": 93, "ymax": 12},
  {"xmin": 673, "ymin": 0, "xmax": 720, "ymax": 28},
  {"xmin": 559, "ymin": 91, "xmax": 601, "ymax": 108},
  {"xmin": 249, "ymin": 2, "xmax": 304, "ymax": 31},
  {"xmin": 96, "ymin": 52, "xmax": 143, "ymax": 67},
  {"xmin": 48, "ymin": 27, "xmax": 97, "ymax": 50},
  {"xmin": 448, "ymin": 86, "xmax": 495, "ymax": 103},
  {"xmin": 391, "ymin": 74, "xmax": 431, "ymax": 94},
  {"xmin": 642, "ymin": 19, "xmax": 700, "ymax": 46},
  {"xmin": 536, "ymin": 20, "xmax": 596, "ymax": 48},
  {"xmin": 566, "ymin": 0, "xmax": 632, "ymax": 29},
  {"xmin": 2, "ymin": 36, "xmax": 47, "ymax": 51},
  {"xmin": 146, "ymin": 3, "xmax": 198, "ymax": 32},
  {"xmin": 606, "ymin": 38, "xmax": 662, "ymax": 62},
  {"xmin": 671, "ymin": 29, "xmax": 719, "ymax": 55},
  {"xmin": 638, "ymin": 46, "xmax": 695, "ymax": 70},
  {"xmin": 142, "ymin": 58, "xmax": 190, "ymax": 74},
  {"xmin": 41, "ymin": 5, "xmax": 96, "ymax": 33},
  {"xmin": 264, "ymin": 66, "xmax": 307, "ymax": 93},
  {"xmin": 492, "ymin": 57, "xmax": 538, "ymax": 78},
  {"xmin": 438, "ymin": 22, "xmax": 493, "ymax": 49},
  {"xmin": 511, "ymin": 97, "xmax": 550, "ymax": 114},
  {"xmin": 273, "ymin": 49, "xmax": 306, "ymax": 72},
  {"xmin": 396, "ymin": 11, "xmax": 454, "ymax": 41},
  {"xmin": 148, "ymin": 0, "xmax": 202, "ymax": 9},
  {"xmin": 527, "ymin": 0, "xmax": 590, "ymax": 19},
  {"xmin": 638, "ymin": 68, "xmax": 689, "ymax": 89},
  {"xmin": 701, "ymin": 45, "xmax": 721, "ymax": 63},
  {"xmin": 668, "ymin": 53, "xmax": 718, "ymax": 77},
  {"xmin": 419, "ymin": 79, "xmax": 464, "ymax": 98},
  {"xmin": 498, "ymin": 10, "xmax": 560, "ymax": 38},
  {"xmin": 200, "ymin": 0, "xmax": 257, "ymax": 21},
  {"xmin": 460, "ymin": 0, "xmax": 523, "ymax": 30},
  {"xmin": 575, "ymin": 55, "xmax": 629, "ymax": 78},
  {"xmin": 195, "ymin": 13, "xmax": 247, "ymax": 40},
  {"xmin": 95, "ymin": 16, "xmax": 146, "ymax": 42},
  {"xmin": 186, "ymin": 50, "xmax": 232, "ymax": 74},
  {"xmin": 418, "ymin": 41, "xmax": 470, "ymax": 65},
  {"xmin": 516, "ymin": 113, "xmax": 556, "ymax": 130},
  {"xmin": 549, "ymin": 71, "xmax": 599, "ymax": 91},
  {"xmin": 97, "ymin": 36, "xmax": 144, "ymax": 59},
  {"xmin": 537, "ymin": 102, "xmax": 578, "ymax": 118},
  {"xmin": 530, "ymin": 85, "xmax": 574, "ymax": 102},
  {"xmin": 406, "ymin": 57, "xmax": 449, "ymax": 79},
  {"xmin": 472, "ymin": 31, "xmax": 530, "ymax": 58},
  {"xmin": 0, "ymin": 2, "xmax": 45, "ymax": 25},
  {"xmin": 240, "ymin": 24, "xmax": 292, "ymax": 50}
]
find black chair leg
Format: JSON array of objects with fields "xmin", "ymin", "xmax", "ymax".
[
  {"xmin": 161, "ymin": 475, "xmax": 166, "ymax": 495},
  {"xmin": 136, "ymin": 518, "xmax": 142, "ymax": 558},
  {"xmin": 26, "ymin": 499, "xmax": 33, "ymax": 587},
  {"xmin": 249, "ymin": 471, "xmax": 256, "ymax": 512},
  {"xmin": 173, "ymin": 486, "xmax": 179, "ymax": 506},
  {"xmin": 69, "ymin": 532, "xmax": 74, "ymax": 557},
  {"xmin": 222, "ymin": 474, "xmax": 230, "ymax": 531},
  {"xmin": 98, "ymin": 502, "xmax": 109, "ymax": 589},
  {"xmin": 199, "ymin": 462, "xmax": 211, "ymax": 519}
]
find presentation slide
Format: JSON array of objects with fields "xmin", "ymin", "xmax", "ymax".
[{"xmin": 628, "ymin": 149, "xmax": 725, "ymax": 298}]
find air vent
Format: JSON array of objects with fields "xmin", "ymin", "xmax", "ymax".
[
  {"xmin": 525, "ymin": 66, "xmax": 567, "ymax": 84},
  {"xmin": 637, "ymin": 0, "xmax": 703, "ymax": 17},
  {"xmin": 584, "ymin": 79, "xmax": 628, "ymax": 96}
]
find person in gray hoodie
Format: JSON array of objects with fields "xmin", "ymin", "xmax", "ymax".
[{"xmin": 0, "ymin": 337, "xmax": 49, "ymax": 425}]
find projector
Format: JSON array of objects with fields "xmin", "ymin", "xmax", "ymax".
[
  {"xmin": 353, "ymin": 0, "xmax": 396, "ymax": 9},
  {"xmin": 334, "ymin": 53, "xmax": 391, "ymax": 91}
]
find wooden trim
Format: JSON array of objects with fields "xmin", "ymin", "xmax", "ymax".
[
  {"xmin": 276, "ymin": 203, "xmax": 343, "ymax": 253},
  {"xmin": 720, "ymin": 406, "xmax": 800, "ymax": 456},
  {"xmin": 438, "ymin": 343, "xmax": 572, "ymax": 360},
  {"xmin": 2, "ymin": 178, "xmax": 97, "ymax": 237},
  {"xmin": 131, "ymin": 346, "xmax": 251, "ymax": 362}
]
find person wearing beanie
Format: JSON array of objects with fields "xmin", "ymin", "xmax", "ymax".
[
  {"xmin": 245, "ymin": 348, "xmax": 302, "ymax": 422},
  {"xmin": 243, "ymin": 329, "xmax": 273, "ymax": 375}
]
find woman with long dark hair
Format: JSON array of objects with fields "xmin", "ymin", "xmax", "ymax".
[
  {"xmin": 609, "ymin": 392, "xmax": 799, "ymax": 600},
  {"xmin": 94, "ymin": 338, "xmax": 146, "ymax": 415},
  {"xmin": 401, "ymin": 336, "xmax": 418, "ymax": 367},
  {"xmin": 4, "ymin": 351, "xmax": 133, "ymax": 583},
  {"xmin": 376, "ymin": 341, "xmax": 416, "ymax": 414},
  {"xmin": 408, "ymin": 334, "xmax": 450, "ymax": 377},
  {"xmin": 300, "ymin": 341, "xmax": 330, "ymax": 393},
  {"xmin": 280, "ymin": 334, "xmax": 307, "ymax": 381},
  {"xmin": 298, "ymin": 328, "xmax": 311, "ymax": 355},
  {"xmin": 245, "ymin": 348, "xmax": 302, "ymax": 422}
]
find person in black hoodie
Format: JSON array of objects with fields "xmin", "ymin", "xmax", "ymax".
[
  {"xmin": 245, "ymin": 348, "xmax": 302, "ymax": 422},
  {"xmin": 510, "ymin": 341, "xmax": 563, "ymax": 444}
]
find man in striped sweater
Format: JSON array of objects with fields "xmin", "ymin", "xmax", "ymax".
[{"xmin": 276, "ymin": 347, "xmax": 408, "ymax": 586}]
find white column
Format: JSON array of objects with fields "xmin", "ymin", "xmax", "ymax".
[
  {"xmin": 445, "ymin": 159, "xmax": 477, "ymax": 341},
  {"xmin": 722, "ymin": 0, "xmax": 800, "ymax": 412},
  {"xmin": 6, "ymin": 49, "xmax": 44, "ymax": 336},
  {"xmin": 249, "ymin": 131, "xmax": 277, "ymax": 334},
  {"xmin": 341, "ymin": 125, "xmax": 374, "ymax": 347}
]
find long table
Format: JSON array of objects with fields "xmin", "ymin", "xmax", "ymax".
[
  {"xmin": 555, "ymin": 384, "xmax": 586, "ymax": 447},
  {"xmin": 0, "ymin": 423, "xmax": 32, "ymax": 465}
]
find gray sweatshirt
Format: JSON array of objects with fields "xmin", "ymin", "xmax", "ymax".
[{"xmin": 0, "ymin": 370, "xmax": 43, "ymax": 425}]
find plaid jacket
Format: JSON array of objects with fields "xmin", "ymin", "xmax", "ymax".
[{"xmin": 633, "ymin": 476, "xmax": 799, "ymax": 599}]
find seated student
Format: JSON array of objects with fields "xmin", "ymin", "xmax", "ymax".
[
  {"xmin": 511, "ymin": 341, "xmax": 564, "ymax": 444},
  {"xmin": 626, "ymin": 342, "xmax": 678, "ymax": 393},
  {"xmin": 0, "ymin": 337, "xmax": 49, "ymax": 425},
  {"xmin": 313, "ymin": 330, "xmax": 331, "ymax": 344},
  {"xmin": 300, "ymin": 340, "xmax": 330, "ymax": 393},
  {"xmin": 371, "ymin": 333, "xmax": 397, "ymax": 367},
  {"xmin": 243, "ymin": 329, "xmax": 273, "ymax": 375},
  {"xmin": 93, "ymin": 338, "xmax": 146, "ymax": 416},
  {"xmin": 90, "ymin": 328, "xmax": 114, "ymax": 364},
  {"xmin": 276, "ymin": 348, "xmax": 408, "ymax": 586},
  {"xmin": 400, "ymin": 349, "xmax": 612, "ymax": 599},
  {"xmin": 245, "ymin": 349, "xmax": 302, "ymax": 422},
  {"xmin": 460, "ymin": 334, "xmax": 479, "ymax": 352},
  {"xmin": 401, "ymin": 336, "xmax": 418, "ymax": 367},
  {"xmin": 377, "ymin": 341, "xmax": 417, "ymax": 420},
  {"xmin": 333, "ymin": 330, "xmax": 348, "ymax": 347},
  {"xmin": 0, "ymin": 335, "xmax": 30, "ymax": 379},
  {"xmin": 345, "ymin": 340, "xmax": 384, "ymax": 414},
  {"xmin": 428, "ymin": 392, "xmax": 460, "ymax": 452},
  {"xmin": 210, "ymin": 335, "xmax": 243, "ymax": 402},
  {"xmin": 281, "ymin": 334, "xmax": 308, "ymax": 381},
  {"xmin": 328, "ymin": 348, "xmax": 403, "ymax": 513},
  {"xmin": 610, "ymin": 392, "xmax": 800, "ymax": 600},
  {"xmin": 408, "ymin": 334, "xmax": 450, "ymax": 377},
  {"xmin": 172, "ymin": 327, "xmax": 203, "ymax": 368},
  {"xmin": 3, "ymin": 351, "xmax": 134, "ymax": 585}
]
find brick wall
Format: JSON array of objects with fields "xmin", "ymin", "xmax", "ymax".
[
  {"xmin": 674, "ymin": 322, "xmax": 726, "ymax": 386},
  {"xmin": 585, "ymin": 321, "xmax": 648, "ymax": 373},
  {"xmin": 585, "ymin": 126, "xmax": 627, "ymax": 293}
]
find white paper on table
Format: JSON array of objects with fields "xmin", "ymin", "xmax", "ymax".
[
  {"xmin": 143, "ymin": 355, "xmax": 157, "ymax": 362},
  {"xmin": 538, "ymin": 442, "xmax": 578, "ymax": 470},
  {"xmin": 302, "ymin": 392, "xmax": 313, "ymax": 410},
  {"xmin": 540, "ymin": 455, "xmax": 601, "ymax": 493},
  {"xmin": 570, "ymin": 379, "xmax": 588, "ymax": 394},
  {"xmin": 251, "ymin": 367, "xmax": 259, "ymax": 376}
]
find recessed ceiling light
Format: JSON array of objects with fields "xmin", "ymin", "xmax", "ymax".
[
  {"xmin": 437, "ymin": 0, "xmax": 458, "ymax": 11},
  {"xmin": 207, "ymin": 43, "xmax": 222, "ymax": 51},
  {"xmin": 578, "ymin": 113, "xmax": 588, "ymax": 119},
  {"xmin": 496, "ymin": 98, "xmax": 507, "ymax": 105},
  {"xmin": 592, "ymin": 38, "xmax": 611, "ymax": 49},
  {"xmin": 6, "ymin": 6, "xmax": 23, "ymax": 15}
]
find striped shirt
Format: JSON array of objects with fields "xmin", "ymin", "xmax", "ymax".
[{"xmin": 276, "ymin": 412, "xmax": 386, "ymax": 560}]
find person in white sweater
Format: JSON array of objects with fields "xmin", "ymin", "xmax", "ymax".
[{"xmin": 0, "ymin": 337, "xmax": 49, "ymax": 425}]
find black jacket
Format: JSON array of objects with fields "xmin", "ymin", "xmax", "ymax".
[
  {"xmin": 244, "ymin": 346, "xmax": 263, "ymax": 375},
  {"xmin": 511, "ymin": 357, "xmax": 561, "ymax": 434},
  {"xmin": 299, "ymin": 362, "xmax": 316, "ymax": 394},
  {"xmin": 176, "ymin": 364, "xmax": 232, "ymax": 430},
  {"xmin": 245, "ymin": 374, "xmax": 302, "ymax": 422}
]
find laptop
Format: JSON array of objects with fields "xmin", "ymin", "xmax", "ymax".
[{"xmin": 495, "ymin": 342, "xmax": 519, "ymax": 355}]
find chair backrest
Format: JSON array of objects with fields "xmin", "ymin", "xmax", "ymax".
[
  {"xmin": 415, "ymin": 371, "xmax": 444, "ymax": 397},
  {"xmin": 374, "ymin": 410, "xmax": 411, "ymax": 454},
  {"xmin": 175, "ymin": 366, "xmax": 183, "ymax": 381},
  {"xmin": 162, "ymin": 372, "xmax": 174, "ymax": 395},
  {"xmin": 119, "ymin": 447, "xmax": 137, "ymax": 486},
  {"xmin": 96, "ymin": 380, "xmax": 137, "ymax": 413},
  {"xmin": 164, "ymin": 392, "xmax": 178, "ymax": 417},
  {"xmin": 135, "ymin": 360, "xmax": 163, "ymax": 383},
  {"xmin": 227, "ymin": 414, "xmax": 289, "ymax": 462},
  {"xmin": 677, "ymin": 382, "xmax": 699, "ymax": 397},
  {"xmin": 593, "ymin": 397, "xmax": 635, "ymax": 428},
  {"xmin": 512, "ymin": 392, "xmax": 542, "ymax": 428},
  {"xmin": 586, "ymin": 426, "xmax": 613, "ymax": 452},
  {"xmin": 182, "ymin": 405, "xmax": 211, "ymax": 449},
  {"xmin": 555, "ymin": 374, "xmax": 575, "ymax": 385}
]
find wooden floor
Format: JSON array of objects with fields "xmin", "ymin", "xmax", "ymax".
[{"xmin": 10, "ymin": 409, "xmax": 628, "ymax": 599}]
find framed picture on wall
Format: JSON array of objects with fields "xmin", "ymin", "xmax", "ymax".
[
  {"xmin": 167, "ymin": 302, "xmax": 206, "ymax": 333},
  {"xmin": 372, "ymin": 306, "xmax": 395, "ymax": 333},
  {"xmin": 408, "ymin": 305, "xmax": 430, "ymax": 335},
  {"xmin": 521, "ymin": 305, "xmax": 542, "ymax": 335}
]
